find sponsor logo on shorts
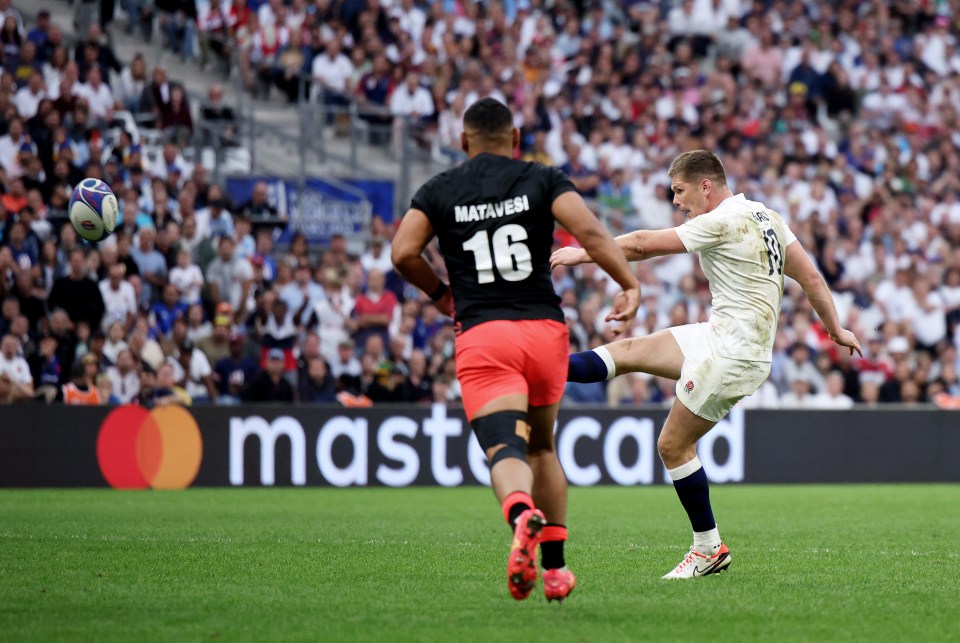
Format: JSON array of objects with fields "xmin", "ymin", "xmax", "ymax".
[
  {"xmin": 96, "ymin": 405, "xmax": 203, "ymax": 489},
  {"xmin": 684, "ymin": 380, "xmax": 695, "ymax": 393}
]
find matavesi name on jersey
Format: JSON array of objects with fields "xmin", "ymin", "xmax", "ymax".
[{"xmin": 454, "ymin": 195, "xmax": 531, "ymax": 223}]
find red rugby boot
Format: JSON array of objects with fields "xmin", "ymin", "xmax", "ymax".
[
  {"xmin": 507, "ymin": 508, "xmax": 546, "ymax": 600},
  {"xmin": 542, "ymin": 567, "xmax": 577, "ymax": 602}
]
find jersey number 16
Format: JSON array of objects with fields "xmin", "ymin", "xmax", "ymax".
[{"xmin": 462, "ymin": 223, "xmax": 533, "ymax": 284}]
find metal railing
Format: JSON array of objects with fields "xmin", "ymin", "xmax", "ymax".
[{"xmin": 50, "ymin": 0, "xmax": 451, "ymax": 221}]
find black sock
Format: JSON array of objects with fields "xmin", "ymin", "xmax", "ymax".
[
  {"xmin": 507, "ymin": 501, "xmax": 531, "ymax": 527},
  {"xmin": 541, "ymin": 542, "xmax": 565, "ymax": 570},
  {"xmin": 541, "ymin": 523, "xmax": 566, "ymax": 570}
]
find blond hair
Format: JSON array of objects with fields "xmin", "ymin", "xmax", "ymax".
[{"xmin": 667, "ymin": 150, "xmax": 727, "ymax": 187}]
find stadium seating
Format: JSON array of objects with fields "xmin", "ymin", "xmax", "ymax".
[{"xmin": 1, "ymin": 0, "xmax": 959, "ymax": 407}]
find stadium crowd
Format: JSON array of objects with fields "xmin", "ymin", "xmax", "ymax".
[{"xmin": 2, "ymin": 0, "xmax": 960, "ymax": 409}]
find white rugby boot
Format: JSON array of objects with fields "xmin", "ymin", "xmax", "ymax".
[{"xmin": 661, "ymin": 544, "xmax": 732, "ymax": 579}]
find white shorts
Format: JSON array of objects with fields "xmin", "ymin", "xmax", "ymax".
[{"xmin": 668, "ymin": 323, "xmax": 771, "ymax": 423}]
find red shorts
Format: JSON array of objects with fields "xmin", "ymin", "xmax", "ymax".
[{"xmin": 455, "ymin": 319, "xmax": 569, "ymax": 421}]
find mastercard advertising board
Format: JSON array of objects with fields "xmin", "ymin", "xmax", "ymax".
[
  {"xmin": 96, "ymin": 405, "xmax": 203, "ymax": 490},
  {"xmin": 0, "ymin": 404, "xmax": 957, "ymax": 487}
]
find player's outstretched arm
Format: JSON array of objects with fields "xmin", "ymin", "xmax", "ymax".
[
  {"xmin": 550, "ymin": 226, "xmax": 687, "ymax": 267},
  {"xmin": 551, "ymin": 192, "xmax": 640, "ymax": 332},
  {"xmin": 784, "ymin": 240, "xmax": 863, "ymax": 356},
  {"xmin": 391, "ymin": 209, "xmax": 453, "ymax": 316}
]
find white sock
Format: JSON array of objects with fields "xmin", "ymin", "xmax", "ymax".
[
  {"xmin": 693, "ymin": 527, "xmax": 722, "ymax": 555},
  {"xmin": 666, "ymin": 456, "xmax": 702, "ymax": 481},
  {"xmin": 593, "ymin": 346, "xmax": 616, "ymax": 381}
]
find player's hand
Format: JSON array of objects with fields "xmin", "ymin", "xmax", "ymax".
[
  {"xmin": 830, "ymin": 328, "xmax": 862, "ymax": 357},
  {"xmin": 605, "ymin": 287, "xmax": 640, "ymax": 336},
  {"xmin": 550, "ymin": 246, "xmax": 589, "ymax": 269},
  {"xmin": 434, "ymin": 290, "xmax": 454, "ymax": 318}
]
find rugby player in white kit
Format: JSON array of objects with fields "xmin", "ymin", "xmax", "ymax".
[{"xmin": 552, "ymin": 150, "xmax": 862, "ymax": 578}]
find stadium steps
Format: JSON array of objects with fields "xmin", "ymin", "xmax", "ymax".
[{"xmin": 39, "ymin": 1, "xmax": 439, "ymax": 197}]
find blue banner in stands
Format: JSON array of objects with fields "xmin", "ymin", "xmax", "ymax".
[{"xmin": 225, "ymin": 176, "xmax": 395, "ymax": 243}]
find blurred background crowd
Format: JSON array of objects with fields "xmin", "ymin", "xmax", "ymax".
[{"xmin": 2, "ymin": 0, "xmax": 960, "ymax": 409}]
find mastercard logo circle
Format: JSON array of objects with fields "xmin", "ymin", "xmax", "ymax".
[{"xmin": 96, "ymin": 405, "xmax": 203, "ymax": 489}]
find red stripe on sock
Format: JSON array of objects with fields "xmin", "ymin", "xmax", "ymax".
[
  {"xmin": 501, "ymin": 491, "xmax": 534, "ymax": 524},
  {"xmin": 542, "ymin": 525, "xmax": 568, "ymax": 542}
]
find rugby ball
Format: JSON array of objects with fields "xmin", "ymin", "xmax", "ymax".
[{"xmin": 69, "ymin": 178, "xmax": 119, "ymax": 242}]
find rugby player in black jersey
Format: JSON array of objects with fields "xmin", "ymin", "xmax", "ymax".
[{"xmin": 392, "ymin": 98, "xmax": 640, "ymax": 601}]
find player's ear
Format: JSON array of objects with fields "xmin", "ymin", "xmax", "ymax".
[
  {"xmin": 512, "ymin": 128, "xmax": 520, "ymax": 149},
  {"xmin": 460, "ymin": 131, "xmax": 469, "ymax": 154},
  {"xmin": 701, "ymin": 178, "xmax": 711, "ymax": 196}
]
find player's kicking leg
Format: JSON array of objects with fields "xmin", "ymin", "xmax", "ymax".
[
  {"xmin": 568, "ymin": 329, "xmax": 685, "ymax": 383},
  {"xmin": 657, "ymin": 399, "xmax": 731, "ymax": 578},
  {"xmin": 527, "ymin": 402, "xmax": 576, "ymax": 602},
  {"xmin": 471, "ymin": 392, "xmax": 547, "ymax": 600},
  {"xmin": 567, "ymin": 328, "xmax": 731, "ymax": 578}
]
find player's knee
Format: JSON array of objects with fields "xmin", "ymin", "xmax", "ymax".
[
  {"xmin": 527, "ymin": 431, "xmax": 555, "ymax": 457},
  {"xmin": 473, "ymin": 411, "xmax": 530, "ymax": 468},
  {"xmin": 526, "ymin": 442, "xmax": 554, "ymax": 459},
  {"xmin": 657, "ymin": 430, "xmax": 680, "ymax": 464}
]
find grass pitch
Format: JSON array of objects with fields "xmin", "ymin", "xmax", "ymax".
[{"xmin": 1, "ymin": 485, "xmax": 957, "ymax": 642}]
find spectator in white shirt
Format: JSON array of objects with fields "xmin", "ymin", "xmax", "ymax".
[
  {"xmin": 779, "ymin": 375, "xmax": 820, "ymax": 408},
  {"xmin": 930, "ymin": 190, "xmax": 960, "ymax": 226},
  {"xmin": 435, "ymin": 91, "xmax": 467, "ymax": 162},
  {"xmin": 0, "ymin": 334, "xmax": 34, "ymax": 402},
  {"xmin": 810, "ymin": 372, "xmax": 855, "ymax": 409},
  {"xmin": 329, "ymin": 337, "xmax": 362, "ymax": 380},
  {"xmin": 303, "ymin": 270, "xmax": 351, "ymax": 364},
  {"xmin": 781, "ymin": 342, "xmax": 826, "ymax": 394},
  {"xmin": 169, "ymin": 248, "xmax": 204, "ymax": 306},
  {"xmin": 105, "ymin": 348, "xmax": 140, "ymax": 404},
  {"xmin": 874, "ymin": 268, "xmax": 916, "ymax": 324},
  {"xmin": 918, "ymin": 17, "xmax": 952, "ymax": 77},
  {"xmin": 667, "ymin": 0, "xmax": 702, "ymax": 36},
  {"xmin": 206, "ymin": 236, "xmax": 254, "ymax": 315},
  {"xmin": 0, "ymin": 116, "xmax": 25, "ymax": 177},
  {"xmin": 99, "ymin": 263, "xmax": 138, "ymax": 333},
  {"xmin": 390, "ymin": 0, "xmax": 427, "ymax": 44},
  {"xmin": 360, "ymin": 237, "xmax": 394, "ymax": 276},
  {"xmin": 390, "ymin": 72, "xmax": 435, "ymax": 154},
  {"xmin": 311, "ymin": 38, "xmax": 354, "ymax": 108},
  {"xmin": 117, "ymin": 53, "xmax": 148, "ymax": 113},
  {"xmin": 102, "ymin": 321, "xmax": 129, "ymax": 364},
  {"xmin": 73, "ymin": 67, "xmax": 116, "ymax": 123},
  {"xmin": 596, "ymin": 126, "xmax": 633, "ymax": 172},
  {"xmin": 42, "ymin": 43, "xmax": 69, "ymax": 99},
  {"xmin": 13, "ymin": 72, "xmax": 46, "ymax": 120},
  {"xmin": 258, "ymin": 0, "xmax": 282, "ymax": 27},
  {"xmin": 861, "ymin": 81, "xmax": 909, "ymax": 130},
  {"xmin": 907, "ymin": 277, "xmax": 947, "ymax": 349},
  {"xmin": 389, "ymin": 72, "xmax": 435, "ymax": 121},
  {"xmin": 171, "ymin": 340, "xmax": 217, "ymax": 403}
]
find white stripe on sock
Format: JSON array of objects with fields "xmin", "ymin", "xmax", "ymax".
[
  {"xmin": 593, "ymin": 346, "xmax": 616, "ymax": 381},
  {"xmin": 667, "ymin": 455, "xmax": 702, "ymax": 481}
]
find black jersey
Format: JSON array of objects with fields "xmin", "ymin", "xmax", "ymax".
[{"xmin": 411, "ymin": 153, "xmax": 576, "ymax": 333}]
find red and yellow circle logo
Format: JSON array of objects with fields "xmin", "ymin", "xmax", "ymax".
[{"xmin": 96, "ymin": 405, "xmax": 203, "ymax": 489}]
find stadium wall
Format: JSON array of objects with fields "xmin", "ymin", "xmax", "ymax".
[{"xmin": 1, "ymin": 405, "xmax": 957, "ymax": 488}]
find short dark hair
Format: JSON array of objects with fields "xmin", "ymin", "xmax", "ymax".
[
  {"xmin": 462, "ymin": 98, "xmax": 513, "ymax": 140},
  {"xmin": 668, "ymin": 149, "xmax": 727, "ymax": 187}
]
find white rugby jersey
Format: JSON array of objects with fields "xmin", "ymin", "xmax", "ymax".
[{"xmin": 675, "ymin": 193, "xmax": 797, "ymax": 362}]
